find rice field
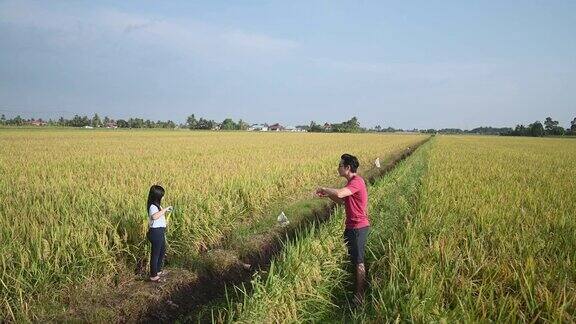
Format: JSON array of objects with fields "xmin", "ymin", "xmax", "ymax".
[
  {"xmin": 2, "ymin": 130, "xmax": 575, "ymax": 322},
  {"xmin": 401, "ymin": 136, "xmax": 576, "ymax": 321},
  {"xmin": 0, "ymin": 128, "xmax": 424, "ymax": 321},
  {"xmin": 201, "ymin": 135, "xmax": 576, "ymax": 323}
]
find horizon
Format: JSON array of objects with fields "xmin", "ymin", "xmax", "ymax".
[
  {"xmin": 0, "ymin": 110, "xmax": 567, "ymax": 131},
  {"xmin": 1, "ymin": 0, "xmax": 575, "ymax": 129}
]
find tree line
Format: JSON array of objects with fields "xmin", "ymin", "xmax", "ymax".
[
  {"xmin": 2, "ymin": 112, "xmax": 575, "ymax": 136},
  {"xmin": 185, "ymin": 114, "xmax": 250, "ymax": 130},
  {"xmin": 307, "ymin": 117, "xmax": 363, "ymax": 132},
  {"xmin": 502, "ymin": 116, "xmax": 576, "ymax": 137},
  {"xmin": 0, "ymin": 113, "xmax": 177, "ymax": 128}
]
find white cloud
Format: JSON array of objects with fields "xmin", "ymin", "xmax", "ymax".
[{"xmin": 0, "ymin": 0, "xmax": 299, "ymax": 59}]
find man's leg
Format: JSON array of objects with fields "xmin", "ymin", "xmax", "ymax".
[
  {"xmin": 354, "ymin": 227, "xmax": 369, "ymax": 303},
  {"xmin": 355, "ymin": 263, "xmax": 366, "ymax": 303}
]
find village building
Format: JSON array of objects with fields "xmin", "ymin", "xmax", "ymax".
[
  {"xmin": 268, "ymin": 123, "xmax": 285, "ymax": 131},
  {"xmin": 248, "ymin": 124, "xmax": 269, "ymax": 131}
]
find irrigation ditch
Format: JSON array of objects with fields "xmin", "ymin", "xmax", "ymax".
[{"xmin": 137, "ymin": 136, "xmax": 432, "ymax": 323}]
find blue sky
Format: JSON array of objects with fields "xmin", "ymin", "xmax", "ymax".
[{"xmin": 0, "ymin": 0, "xmax": 574, "ymax": 129}]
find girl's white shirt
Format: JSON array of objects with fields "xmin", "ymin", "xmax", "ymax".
[{"xmin": 149, "ymin": 204, "xmax": 167, "ymax": 228}]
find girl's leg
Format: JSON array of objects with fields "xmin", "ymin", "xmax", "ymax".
[
  {"xmin": 149, "ymin": 229, "xmax": 162, "ymax": 278},
  {"xmin": 157, "ymin": 230, "xmax": 166, "ymax": 274}
]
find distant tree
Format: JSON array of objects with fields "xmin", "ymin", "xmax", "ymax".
[
  {"xmin": 70, "ymin": 115, "xmax": 81, "ymax": 127},
  {"xmin": 571, "ymin": 117, "xmax": 576, "ymax": 135},
  {"xmin": 471, "ymin": 126, "xmax": 513, "ymax": 135},
  {"xmin": 70, "ymin": 115, "xmax": 89, "ymax": 127},
  {"xmin": 116, "ymin": 119, "xmax": 129, "ymax": 128},
  {"xmin": 528, "ymin": 121, "xmax": 545, "ymax": 137},
  {"xmin": 165, "ymin": 120, "xmax": 176, "ymax": 129},
  {"xmin": 196, "ymin": 118, "xmax": 215, "ymax": 130},
  {"xmin": 309, "ymin": 121, "xmax": 323, "ymax": 132},
  {"xmin": 186, "ymin": 114, "xmax": 198, "ymax": 129},
  {"xmin": 103, "ymin": 116, "xmax": 111, "ymax": 125},
  {"xmin": 11, "ymin": 115, "xmax": 23, "ymax": 126},
  {"xmin": 333, "ymin": 116, "xmax": 361, "ymax": 133},
  {"xmin": 128, "ymin": 118, "xmax": 144, "ymax": 128},
  {"xmin": 512, "ymin": 124, "xmax": 527, "ymax": 136},
  {"xmin": 544, "ymin": 117, "xmax": 557, "ymax": 132},
  {"xmin": 236, "ymin": 119, "xmax": 249, "ymax": 130},
  {"xmin": 91, "ymin": 113, "xmax": 102, "ymax": 127},
  {"xmin": 220, "ymin": 118, "xmax": 237, "ymax": 130},
  {"xmin": 543, "ymin": 117, "xmax": 564, "ymax": 135},
  {"xmin": 0, "ymin": 114, "xmax": 5, "ymax": 125},
  {"xmin": 374, "ymin": 125, "xmax": 382, "ymax": 132}
]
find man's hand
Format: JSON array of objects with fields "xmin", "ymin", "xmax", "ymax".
[{"xmin": 315, "ymin": 187, "xmax": 328, "ymax": 197}]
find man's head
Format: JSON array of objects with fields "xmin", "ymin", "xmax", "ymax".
[{"xmin": 338, "ymin": 153, "xmax": 359, "ymax": 176}]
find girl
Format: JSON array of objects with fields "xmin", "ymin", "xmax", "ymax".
[{"xmin": 146, "ymin": 185, "xmax": 172, "ymax": 282}]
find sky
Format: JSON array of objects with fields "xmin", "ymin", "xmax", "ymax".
[{"xmin": 0, "ymin": 0, "xmax": 575, "ymax": 129}]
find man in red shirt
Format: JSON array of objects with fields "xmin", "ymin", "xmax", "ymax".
[{"xmin": 316, "ymin": 153, "xmax": 370, "ymax": 304}]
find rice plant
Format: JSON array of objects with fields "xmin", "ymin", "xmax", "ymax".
[{"xmin": 0, "ymin": 128, "xmax": 424, "ymax": 321}]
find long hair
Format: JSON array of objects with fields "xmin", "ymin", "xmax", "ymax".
[{"xmin": 147, "ymin": 185, "xmax": 165, "ymax": 211}]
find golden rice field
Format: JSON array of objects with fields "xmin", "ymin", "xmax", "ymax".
[
  {"xmin": 0, "ymin": 128, "xmax": 425, "ymax": 321},
  {"xmin": 3, "ymin": 129, "xmax": 575, "ymax": 322},
  {"xmin": 207, "ymin": 135, "xmax": 576, "ymax": 323},
  {"xmin": 404, "ymin": 136, "xmax": 576, "ymax": 321}
]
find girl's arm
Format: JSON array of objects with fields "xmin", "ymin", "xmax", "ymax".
[{"xmin": 151, "ymin": 206, "xmax": 173, "ymax": 220}]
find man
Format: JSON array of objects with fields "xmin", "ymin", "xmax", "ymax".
[{"xmin": 315, "ymin": 153, "xmax": 370, "ymax": 304}]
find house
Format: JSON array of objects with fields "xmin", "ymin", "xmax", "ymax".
[
  {"xmin": 248, "ymin": 124, "xmax": 269, "ymax": 131},
  {"xmin": 323, "ymin": 123, "xmax": 333, "ymax": 132},
  {"xmin": 268, "ymin": 123, "xmax": 285, "ymax": 131},
  {"xmin": 284, "ymin": 126, "xmax": 306, "ymax": 132},
  {"xmin": 28, "ymin": 120, "xmax": 47, "ymax": 126},
  {"xmin": 105, "ymin": 122, "xmax": 118, "ymax": 129}
]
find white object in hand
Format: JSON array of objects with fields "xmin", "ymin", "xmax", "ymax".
[
  {"xmin": 166, "ymin": 206, "xmax": 173, "ymax": 212},
  {"xmin": 277, "ymin": 211, "xmax": 289, "ymax": 226},
  {"xmin": 375, "ymin": 158, "xmax": 381, "ymax": 168}
]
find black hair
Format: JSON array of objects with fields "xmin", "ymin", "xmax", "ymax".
[
  {"xmin": 340, "ymin": 153, "xmax": 360, "ymax": 173},
  {"xmin": 147, "ymin": 185, "xmax": 165, "ymax": 211}
]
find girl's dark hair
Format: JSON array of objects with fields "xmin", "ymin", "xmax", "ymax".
[
  {"xmin": 340, "ymin": 153, "xmax": 360, "ymax": 172},
  {"xmin": 147, "ymin": 185, "xmax": 165, "ymax": 211}
]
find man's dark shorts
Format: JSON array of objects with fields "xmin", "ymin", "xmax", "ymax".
[{"xmin": 343, "ymin": 226, "xmax": 370, "ymax": 265}]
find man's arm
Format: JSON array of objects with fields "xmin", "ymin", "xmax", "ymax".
[{"xmin": 316, "ymin": 187, "xmax": 353, "ymax": 204}]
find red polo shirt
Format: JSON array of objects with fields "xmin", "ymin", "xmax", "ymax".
[{"xmin": 344, "ymin": 175, "xmax": 370, "ymax": 229}]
